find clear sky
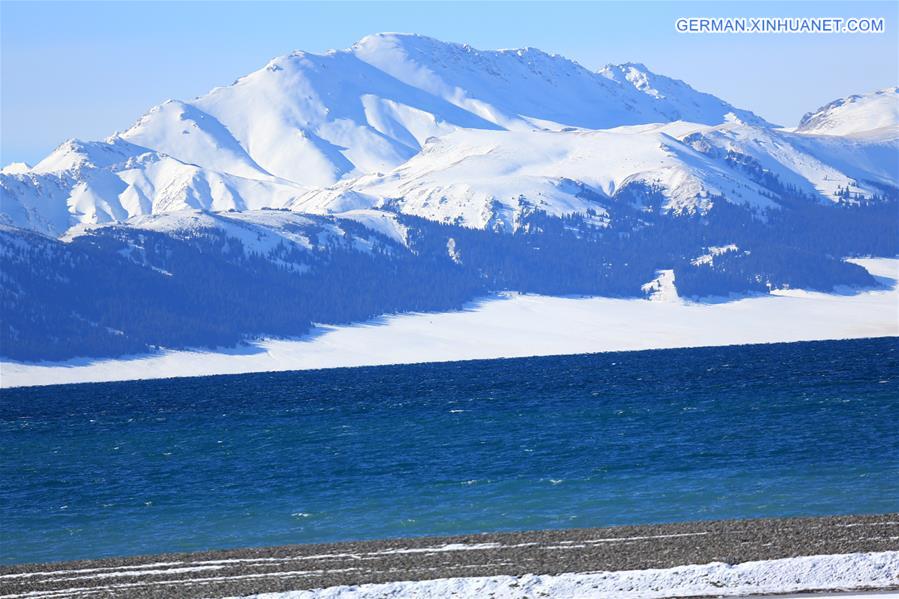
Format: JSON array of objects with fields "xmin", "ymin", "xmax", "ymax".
[{"xmin": 2, "ymin": 0, "xmax": 897, "ymax": 165}]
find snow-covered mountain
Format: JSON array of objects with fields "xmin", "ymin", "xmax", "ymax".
[
  {"xmin": 796, "ymin": 87, "xmax": 899, "ymax": 140},
  {"xmin": 1, "ymin": 33, "xmax": 897, "ymax": 363},
  {"xmin": 1, "ymin": 138, "xmax": 309, "ymax": 236},
  {"xmin": 684, "ymin": 120, "xmax": 898, "ymax": 203},
  {"xmin": 3, "ymin": 34, "xmax": 895, "ymax": 236},
  {"xmin": 6, "ymin": 32, "xmax": 871, "ymax": 236},
  {"xmin": 292, "ymin": 123, "xmax": 771, "ymax": 229},
  {"xmin": 293, "ymin": 117, "xmax": 899, "ymax": 230}
]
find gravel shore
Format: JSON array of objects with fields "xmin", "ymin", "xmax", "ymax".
[{"xmin": 1, "ymin": 513, "xmax": 897, "ymax": 598}]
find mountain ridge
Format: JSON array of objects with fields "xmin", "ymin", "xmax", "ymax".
[
  {"xmin": 3, "ymin": 34, "xmax": 895, "ymax": 236},
  {"xmin": 2, "ymin": 32, "xmax": 803, "ymax": 236},
  {"xmin": 1, "ymin": 33, "xmax": 896, "ymax": 362},
  {"xmin": 797, "ymin": 86, "xmax": 899, "ymax": 139}
]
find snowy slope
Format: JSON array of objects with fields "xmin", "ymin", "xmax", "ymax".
[
  {"xmin": 119, "ymin": 101, "xmax": 276, "ymax": 180},
  {"xmin": 0, "ymin": 34, "xmax": 776, "ymax": 235},
  {"xmin": 796, "ymin": 87, "xmax": 899, "ymax": 140},
  {"xmin": 119, "ymin": 51, "xmax": 495, "ymax": 187},
  {"xmin": 598, "ymin": 62, "xmax": 768, "ymax": 126},
  {"xmin": 118, "ymin": 33, "xmax": 769, "ymax": 187},
  {"xmin": 63, "ymin": 208, "xmax": 410, "ymax": 263},
  {"xmin": 351, "ymin": 34, "xmax": 766, "ymax": 131},
  {"xmin": 291, "ymin": 124, "xmax": 784, "ymax": 229},
  {"xmin": 293, "ymin": 111, "xmax": 899, "ymax": 229},
  {"xmin": 0, "ymin": 139, "xmax": 308, "ymax": 236},
  {"xmin": 1, "ymin": 34, "xmax": 897, "ymax": 237},
  {"xmin": 0, "ymin": 162, "xmax": 30, "ymax": 175},
  {"xmin": 681, "ymin": 120, "xmax": 899, "ymax": 202}
]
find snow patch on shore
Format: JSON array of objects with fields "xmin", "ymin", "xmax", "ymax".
[
  {"xmin": 1, "ymin": 258, "xmax": 896, "ymax": 388},
  {"xmin": 238, "ymin": 551, "xmax": 899, "ymax": 598},
  {"xmin": 641, "ymin": 269, "xmax": 678, "ymax": 302}
]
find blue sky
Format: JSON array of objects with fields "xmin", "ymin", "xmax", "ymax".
[{"xmin": 2, "ymin": 0, "xmax": 897, "ymax": 165}]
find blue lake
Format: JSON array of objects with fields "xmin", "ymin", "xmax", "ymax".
[{"xmin": 1, "ymin": 337, "xmax": 897, "ymax": 564}]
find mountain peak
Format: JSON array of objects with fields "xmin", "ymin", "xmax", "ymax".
[
  {"xmin": 3, "ymin": 32, "xmax": 828, "ymax": 237},
  {"xmin": 612, "ymin": 61, "xmax": 651, "ymax": 71},
  {"xmin": 797, "ymin": 87, "xmax": 899, "ymax": 139},
  {"xmin": 0, "ymin": 162, "xmax": 31, "ymax": 175},
  {"xmin": 353, "ymin": 31, "xmax": 433, "ymax": 43},
  {"xmin": 31, "ymin": 138, "xmax": 142, "ymax": 174},
  {"xmin": 599, "ymin": 62, "xmax": 665, "ymax": 98},
  {"xmin": 351, "ymin": 32, "xmax": 467, "ymax": 55},
  {"xmin": 598, "ymin": 62, "xmax": 770, "ymax": 126}
]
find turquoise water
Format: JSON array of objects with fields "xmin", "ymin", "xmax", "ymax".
[{"xmin": 1, "ymin": 337, "xmax": 897, "ymax": 565}]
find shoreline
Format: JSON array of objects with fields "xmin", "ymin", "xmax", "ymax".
[
  {"xmin": 2, "ymin": 334, "xmax": 897, "ymax": 392},
  {"xmin": 2, "ymin": 513, "xmax": 897, "ymax": 598},
  {"xmin": 2, "ymin": 257, "xmax": 896, "ymax": 389}
]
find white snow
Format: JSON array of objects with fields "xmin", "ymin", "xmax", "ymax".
[
  {"xmin": 29, "ymin": 138, "xmax": 143, "ymax": 175},
  {"xmin": 641, "ymin": 269, "xmax": 679, "ymax": 302},
  {"xmin": 351, "ymin": 34, "xmax": 763, "ymax": 132},
  {"xmin": 118, "ymin": 100, "xmax": 276, "ymax": 180},
  {"xmin": 686, "ymin": 119, "xmax": 898, "ymax": 203},
  {"xmin": 234, "ymin": 551, "xmax": 899, "ymax": 598},
  {"xmin": 692, "ymin": 244, "xmax": 740, "ymax": 266},
  {"xmin": 333, "ymin": 209, "xmax": 409, "ymax": 245},
  {"xmin": 291, "ymin": 124, "xmax": 785, "ymax": 229},
  {"xmin": 0, "ymin": 146, "xmax": 310, "ymax": 236},
  {"xmin": 797, "ymin": 87, "xmax": 899, "ymax": 140},
  {"xmin": 5, "ymin": 34, "xmax": 894, "ymax": 236},
  {"xmin": 58, "ymin": 209, "xmax": 404, "ymax": 268},
  {"xmin": 2, "ymin": 258, "xmax": 895, "ymax": 389},
  {"xmin": 0, "ymin": 162, "xmax": 31, "ymax": 175}
]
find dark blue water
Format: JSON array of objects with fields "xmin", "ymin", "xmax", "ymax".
[{"xmin": 2, "ymin": 338, "xmax": 897, "ymax": 565}]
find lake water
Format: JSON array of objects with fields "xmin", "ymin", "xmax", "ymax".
[{"xmin": 1, "ymin": 337, "xmax": 897, "ymax": 564}]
